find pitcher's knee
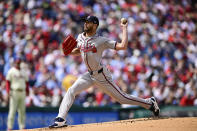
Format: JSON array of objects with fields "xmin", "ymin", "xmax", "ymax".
[{"xmin": 67, "ymin": 88, "xmax": 77, "ymax": 97}]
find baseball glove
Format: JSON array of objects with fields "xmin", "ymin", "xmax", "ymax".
[{"xmin": 62, "ymin": 35, "xmax": 77, "ymax": 56}]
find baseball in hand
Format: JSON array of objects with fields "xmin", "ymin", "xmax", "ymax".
[{"xmin": 121, "ymin": 18, "xmax": 127, "ymax": 24}]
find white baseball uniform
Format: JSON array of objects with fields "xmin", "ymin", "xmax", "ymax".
[
  {"xmin": 6, "ymin": 66, "xmax": 28, "ymax": 129},
  {"xmin": 57, "ymin": 32, "xmax": 152, "ymax": 119}
]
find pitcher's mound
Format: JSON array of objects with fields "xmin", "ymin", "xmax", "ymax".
[{"xmin": 26, "ymin": 117, "xmax": 197, "ymax": 131}]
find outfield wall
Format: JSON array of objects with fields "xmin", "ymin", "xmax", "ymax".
[{"xmin": 0, "ymin": 105, "xmax": 197, "ymax": 130}]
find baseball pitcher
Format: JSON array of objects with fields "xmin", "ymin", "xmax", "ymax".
[{"xmin": 49, "ymin": 16, "xmax": 160, "ymax": 128}]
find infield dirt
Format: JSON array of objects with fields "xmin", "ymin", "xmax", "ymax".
[{"xmin": 22, "ymin": 117, "xmax": 197, "ymax": 131}]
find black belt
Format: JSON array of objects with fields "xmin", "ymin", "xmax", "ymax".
[{"xmin": 89, "ymin": 68, "xmax": 103, "ymax": 75}]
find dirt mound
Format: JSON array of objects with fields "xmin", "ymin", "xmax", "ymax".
[{"xmin": 25, "ymin": 117, "xmax": 197, "ymax": 131}]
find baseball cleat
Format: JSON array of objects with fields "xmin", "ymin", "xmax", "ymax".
[
  {"xmin": 49, "ymin": 117, "xmax": 67, "ymax": 128},
  {"xmin": 149, "ymin": 97, "xmax": 160, "ymax": 117}
]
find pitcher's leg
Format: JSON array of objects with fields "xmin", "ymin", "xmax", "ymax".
[
  {"xmin": 17, "ymin": 93, "xmax": 26, "ymax": 129},
  {"xmin": 98, "ymin": 72, "xmax": 152, "ymax": 109},
  {"xmin": 58, "ymin": 73, "xmax": 94, "ymax": 119}
]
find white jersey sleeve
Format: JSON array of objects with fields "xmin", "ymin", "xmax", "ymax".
[
  {"xmin": 102, "ymin": 37, "xmax": 117, "ymax": 50},
  {"xmin": 76, "ymin": 34, "xmax": 82, "ymax": 49}
]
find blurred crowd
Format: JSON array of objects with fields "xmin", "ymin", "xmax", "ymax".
[{"xmin": 0, "ymin": 0, "xmax": 197, "ymax": 108}]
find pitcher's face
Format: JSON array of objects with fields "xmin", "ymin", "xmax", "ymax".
[{"xmin": 84, "ymin": 21, "xmax": 95, "ymax": 33}]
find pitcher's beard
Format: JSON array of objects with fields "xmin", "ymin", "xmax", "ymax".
[{"xmin": 84, "ymin": 26, "xmax": 93, "ymax": 34}]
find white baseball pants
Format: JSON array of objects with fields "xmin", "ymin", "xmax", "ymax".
[{"xmin": 58, "ymin": 67, "xmax": 152, "ymax": 119}]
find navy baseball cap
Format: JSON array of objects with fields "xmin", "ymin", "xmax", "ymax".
[{"xmin": 85, "ymin": 16, "xmax": 99, "ymax": 26}]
